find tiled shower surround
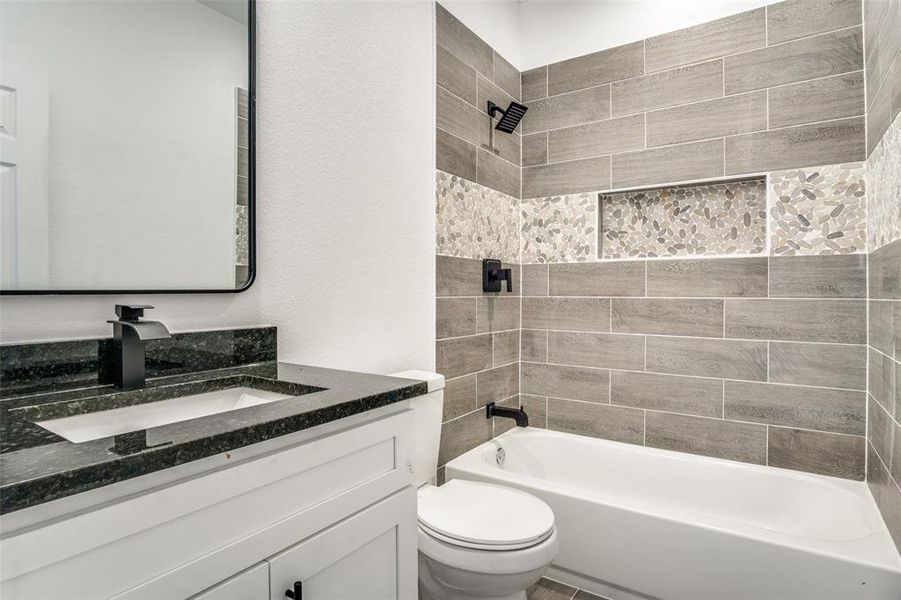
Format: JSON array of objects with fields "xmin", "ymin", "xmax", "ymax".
[
  {"xmin": 864, "ymin": 0, "xmax": 901, "ymax": 554},
  {"xmin": 435, "ymin": 0, "xmax": 901, "ymax": 551}
]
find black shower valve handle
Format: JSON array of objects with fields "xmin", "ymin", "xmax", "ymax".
[
  {"xmin": 499, "ymin": 268, "xmax": 512, "ymax": 292},
  {"xmin": 482, "ymin": 259, "xmax": 514, "ymax": 293}
]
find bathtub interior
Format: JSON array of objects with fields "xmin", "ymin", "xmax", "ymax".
[{"xmin": 446, "ymin": 427, "xmax": 901, "ymax": 572}]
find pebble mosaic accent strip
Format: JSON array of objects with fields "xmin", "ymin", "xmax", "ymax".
[
  {"xmin": 436, "ymin": 170, "xmax": 520, "ymax": 262},
  {"xmin": 520, "ymin": 193, "xmax": 598, "ymax": 263},
  {"xmin": 235, "ymin": 205, "xmax": 249, "ymax": 266},
  {"xmin": 768, "ymin": 162, "xmax": 867, "ymax": 255},
  {"xmin": 599, "ymin": 179, "xmax": 766, "ymax": 259},
  {"xmin": 867, "ymin": 113, "xmax": 901, "ymax": 252}
]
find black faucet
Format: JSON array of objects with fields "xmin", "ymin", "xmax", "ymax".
[
  {"xmin": 486, "ymin": 402, "xmax": 529, "ymax": 427},
  {"xmin": 108, "ymin": 304, "xmax": 171, "ymax": 390},
  {"xmin": 482, "ymin": 259, "xmax": 513, "ymax": 293}
]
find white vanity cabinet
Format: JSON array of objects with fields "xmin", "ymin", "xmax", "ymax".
[
  {"xmin": 0, "ymin": 406, "xmax": 418, "ymax": 600},
  {"xmin": 190, "ymin": 563, "xmax": 270, "ymax": 599}
]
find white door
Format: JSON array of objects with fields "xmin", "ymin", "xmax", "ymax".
[
  {"xmin": 268, "ymin": 488, "xmax": 418, "ymax": 600},
  {"xmin": 0, "ymin": 63, "xmax": 50, "ymax": 289},
  {"xmin": 190, "ymin": 562, "xmax": 269, "ymax": 600}
]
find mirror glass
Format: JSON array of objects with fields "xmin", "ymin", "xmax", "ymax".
[{"xmin": 0, "ymin": 0, "xmax": 252, "ymax": 293}]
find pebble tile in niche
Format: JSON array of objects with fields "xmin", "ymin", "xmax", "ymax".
[
  {"xmin": 436, "ymin": 170, "xmax": 520, "ymax": 262},
  {"xmin": 599, "ymin": 179, "xmax": 766, "ymax": 259},
  {"xmin": 768, "ymin": 162, "xmax": 867, "ymax": 256},
  {"xmin": 520, "ymin": 193, "xmax": 597, "ymax": 263},
  {"xmin": 867, "ymin": 113, "xmax": 901, "ymax": 253}
]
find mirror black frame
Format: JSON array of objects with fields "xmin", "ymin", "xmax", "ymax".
[{"xmin": 1, "ymin": 0, "xmax": 257, "ymax": 296}]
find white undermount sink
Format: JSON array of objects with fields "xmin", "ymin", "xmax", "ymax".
[{"xmin": 36, "ymin": 387, "xmax": 293, "ymax": 444}]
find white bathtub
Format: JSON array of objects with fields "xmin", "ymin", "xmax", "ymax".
[{"xmin": 446, "ymin": 427, "xmax": 901, "ymax": 600}]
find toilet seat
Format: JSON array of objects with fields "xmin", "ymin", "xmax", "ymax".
[{"xmin": 417, "ymin": 480, "xmax": 555, "ymax": 551}]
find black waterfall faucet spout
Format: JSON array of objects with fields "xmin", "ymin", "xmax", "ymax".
[
  {"xmin": 486, "ymin": 402, "xmax": 529, "ymax": 427},
  {"xmin": 108, "ymin": 304, "xmax": 172, "ymax": 390}
]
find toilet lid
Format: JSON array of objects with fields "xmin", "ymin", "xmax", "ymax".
[{"xmin": 417, "ymin": 480, "xmax": 555, "ymax": 550}]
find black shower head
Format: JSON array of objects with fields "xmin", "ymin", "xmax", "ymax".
[{"xmin": 487, "ymin": 100, "xmax": 528, "ymax": 133}]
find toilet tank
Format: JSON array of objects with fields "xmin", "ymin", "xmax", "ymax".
[{"xmin": 390, "ymin": 371, "xmax": 445, "ymax": 487}]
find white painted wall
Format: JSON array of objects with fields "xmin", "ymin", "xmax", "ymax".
[
  {"xmin": 0, "ymin": 0, "xmax": 436, "ymax": 375},
  {"xmin": 442, "ymin": 0, "xmax": 780, "ymax": 72},
  {"xmin": 2, "ymin": 0, "xmax": 245, "ymax": 289}
]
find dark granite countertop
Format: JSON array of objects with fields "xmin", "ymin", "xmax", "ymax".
[{"xmin": 0, "ymin": 362, "xmax": 427, "ymax": 514}]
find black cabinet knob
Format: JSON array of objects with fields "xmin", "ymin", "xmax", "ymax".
[{"xmin": 285, "ymin": 581, "xmax": 303, "ymax": 599}]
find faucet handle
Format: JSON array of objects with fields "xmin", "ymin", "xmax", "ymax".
[{"xmin": 115, "ymin": 304, "xmax": 154, "ymax": 320}]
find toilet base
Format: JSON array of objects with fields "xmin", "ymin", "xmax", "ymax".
[{"xmin": 418, "ymin": 555, "xmax": 530, "ymax": 600}]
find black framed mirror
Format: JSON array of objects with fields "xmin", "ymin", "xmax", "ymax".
[{"xmin": 0, "ymin": 0, "xmax": 256, "ymax": 294}]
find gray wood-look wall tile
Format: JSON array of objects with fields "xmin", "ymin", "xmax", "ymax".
[
  {"xmin": 493, "ymin": 51, "xmax": 521, "ymax": 100},
  {"xmin": 437, "ymin": 129, "xmax": 477, "ymax": 181},
  {"xmin": 477, "ymin": 362, "xmax": 519, "ymax": 405},
  {"xmin": 521, "ymin": 85, "xmax": 610, "ymax": 134},
  {"xmin": 611, "ymin": 370, "xmax": 724, "ymax": 417},
  {"xmin": 725, "ymin": 117, "xmax": 865, "ymax": 174},
  {"xmin": 547, "ymin": 41, "xmax": 644, "ymax": 96},
  {"xmin": 438, "ymin": 408, "xmax": 492, "ymax": 466},
  {"xmin": 867, "ymin": 75, "xmax": 894, "ymax": 155},
  {"xmin": 436, "ymin": 3, "xmax": 493, "ymax": 77},
  {"xmin": 866, "ymin": 443, "xmax": 901, "ymax": 552},
  {"xmin": 646, "ymin": 336, "xmax": 767, "ymax": 381},
  {"xmin": 894, "ymin": 301, "xmax": 901, "ymax": 357},
  {"xmin": 865, "ymin": 0, "xmax": 901, "ymax": 107},
  {"xmin": 522, "ymin": 297, "xmax": 611, "ymax": 332},
  {"xmin": 646, "ymin": 258, "xmax": 768, "ymax": 297},
  {"xmin": 522, "ymin": 67, "xmax": 548, "ymax": 102},
  {"xmin": 724, "ymin": 27, "xmax": 863, "ymax": 94},
  {"xmin": 520, "ymin": 395, "xmax": 548, "ymax": 428},
  {"xmin": 548, "ymin": 115, "xmax": 645, "ymax": 163},
  {"xmin": 644, "ymin": 7, "xmax": 766, "ymax": 72},
  {"xmin": 522, "ymin": 264, "xmax": 549, "ymax": 296},
  {"xmin": 549, "ymin": 261, "xmax": 646, "ymax": 296},
  {"xmin": 477, "ymin": 149, "xmax": 520, "ymax": 198},
  {"xmin": 868, "ymin": 395, "xmax": 894, "ymax": 465},
  {"xmin": 438, "ymin": 85, "xmax": 489, "ymax": 147},
  {"xmin": 521, "ymin": 329, "xmax": 548, "ymax": 362},
  {"xmin": 767, "ymin": 0, "xmax": 862, "ymax": 46},
  {"xmin": 769, "ymin": 255, "xmax": 867, "ymax": 298},
  {"xmin": 548, "ymin": 332, "xmax": 645, "ymax": 370},
  {"xmin": 478, "ymin": 73, "xmax": 517, "ymax": 113},
  {"xmin": 870, "ymin": 239, "xmax": 901, "ymax": 300},
  {"xmin": 612, "ymin": 139, "xmax": 725, "ymax": 192},
  {"xmin": 443, "ymin": 374, "xmax": 477, "ymax": 421},
  {"xmin": 437, "ymin": 298, "xmax": 477, "ymax": 339},
  {"xmin": 438, "ymin": 44, "xmax": 477, "ymax": 106},
  {"xmin": 645, "ymin": 412, "xmax": 767, "ymax": 464},
  {"xmin": 523, "ymin": 156, "xmax": 611, "ymax": 198},
  {"xmin": 646, "ymin": 92, "xmax": 767, "ymax": 147},
  {"xmin": 547, "ymin": 397, "xmax": 644, "ymax": 444},
  {"xmin": 611, "ymin": 298, "xmax": 724, "ymax": 337},
  {"xmin": 768, "ymin": 427, "xmax": 865, "ymax": 480},
  {"xmin": 864, "ymin": 0, "xmax": 892, "ymax": 60},
  {"xmin": 769, "ymin": 342, "xmax": 867, "ymax": 390},
  {"xmin": 523, "ymin": 133, "xmax": 548, "ymax": 166},
  {"xmin": 436, "ymin": 334, "xmax": 493, "ymax": 379},
  {"xmin": 868, "ymin": 347, "xmax": 896, "ymax": 410},
  {"xmin": 725, "ymin": 298, "xmax": 866, "ymax": 343},
  {"xmin": 437, "ymin": 255, "xmax": 480, "ymax": 296},
  {"xmin": 767, "ymin": 71, "xmax": 865, "ymax": 129},
  {"xmin": 611, "ymin": 60, "xmax": 723, "ymax": 117},
  {"xmin": 493, "ymin": 330, "xmax": 520, "ymax": 366},
  {"xmin": 724, "ymin": 380, "xmax": 865, "ymax": 435},
  {"xmin": 522, "ymin": 362, "xmax": 610, "ymax": 402},
  {"xmin": 477, "ymin": 296, "xmax": 520, "ymax": 333}
]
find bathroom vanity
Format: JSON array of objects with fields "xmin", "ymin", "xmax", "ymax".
[{"xmin": 0, "ymin": 336, "xmax": 428, "ymax": 599}]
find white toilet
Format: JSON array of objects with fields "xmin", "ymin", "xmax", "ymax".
[{"xmin": 392, "ymin": 371, "xmax": 559, "ymax": 600}]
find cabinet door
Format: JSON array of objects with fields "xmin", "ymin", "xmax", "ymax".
[
  {"xmin": 268, "ymin": 487, "xmax": 417, "ymax": 600},
  {"xmin": 190, "ymin": 563, "xmax": 269, "ymax": 599}
]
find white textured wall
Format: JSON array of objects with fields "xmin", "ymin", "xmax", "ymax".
[{"xmin": 0, "ymin": 0, "xmax": 436, "ymax": 375}]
